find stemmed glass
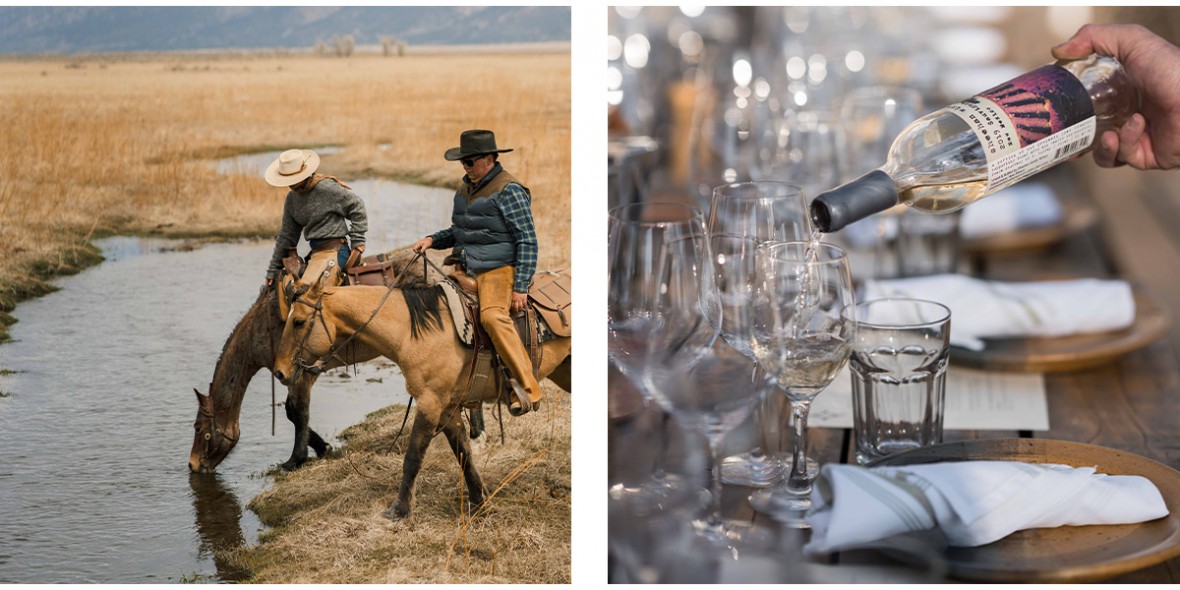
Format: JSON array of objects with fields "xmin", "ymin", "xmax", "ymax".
[
  {"xmin": 707, "ymin": 181, "xmax": 812, "ymax": 488},
  {"xmin": 746, "ymin": 241, "xmax": 856, "ymax": 525},
  {"xmin": 838, "ymin": 86, "xmax": 925, "ymax": 281},
  {"xmin": 663, "ymin": 339, "xmax": 770, "ymax": 545},
  {"xmin": 607, "ymin": 202, "xmax": 721, "ymax": 510}
]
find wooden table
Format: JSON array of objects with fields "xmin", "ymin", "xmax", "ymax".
[{"xmin": 609, "ymin": 162, "xmax": 1180, "ymax": 583}]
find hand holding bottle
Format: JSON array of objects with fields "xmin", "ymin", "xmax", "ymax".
[{"xmin": 1053, "ymin": 24, "xmax": 1180, "ymax": 170}]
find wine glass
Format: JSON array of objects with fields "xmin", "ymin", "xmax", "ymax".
[
  {"xmin": 771, "ymin": 110, "xmax": 843, "ymax": 197},
  {"xmin": 707, "ymin": 181, "xmax": 812, "ymax": 488},
  {"xmin": 746, "ymin": 241, "xmax": 856, "ymax": 525},
  {"xmin": 661, "ymin": 340, "xmax": 770, "ymax": 546},
  {"xmin": 838, "ymin": 86, "xmax": 924, "ymax": 281},
  {"xmin": 607, "ymin": 202, "xmax": 721, "ymax": 508},
  {"xmin": 607, "ymin": 202, "xmax": 720, "ymax": 385}
]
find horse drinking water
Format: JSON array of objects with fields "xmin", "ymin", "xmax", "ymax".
[{"xmin": 188, "ymin": 248, "xmax": 445, "ymax": 474}]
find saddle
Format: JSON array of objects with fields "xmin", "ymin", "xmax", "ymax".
[
  {"xmin": 346, "ymin": 252, "xmax": 397, "ymax": 286},
  {"xmin": 441, "ymin": 268, "xmax": 572, "ymax": 413},
  {"xmin": 445, "ymin": 267, "xmax": 572, "ymax": 339}
]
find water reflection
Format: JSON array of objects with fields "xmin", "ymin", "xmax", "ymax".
[{"xmin": 189, "ymin": 474, "xmax": 251, "ymax": 582}]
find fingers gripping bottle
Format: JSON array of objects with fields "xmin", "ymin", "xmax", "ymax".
[{"xmin": 811, "ymin": 55, "xmax": 1139, "ymax": 233}]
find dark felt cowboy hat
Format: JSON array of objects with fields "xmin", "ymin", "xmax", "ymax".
[{"xmin": 444, "ymin": 129, "xmax": 514, "ymax": 161}]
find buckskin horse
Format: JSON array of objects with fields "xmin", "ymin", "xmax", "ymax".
[
  {"xmin": 271, "ymin": 261, "xmax": 572, "ymax": 521},
  {"xmin": 188, "ymin": 249, "xmax": 449, "ymax": 474}
]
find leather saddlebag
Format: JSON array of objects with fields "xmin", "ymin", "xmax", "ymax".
[
  {"xmin": 346, "ymin": 253, "xmax": 396, "ymax": 287},
  {"xmin": 529, "ymin": 270, "xmax": 572, "ymax": 338}
]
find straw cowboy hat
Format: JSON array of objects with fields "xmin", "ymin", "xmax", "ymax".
[
  {"xmin": 444, "ymin": 129, "xmax": 514, "ymax": 161},
  {"xmin": 265, "ymin": 149, "xmax": 321, "ymax": 187}
]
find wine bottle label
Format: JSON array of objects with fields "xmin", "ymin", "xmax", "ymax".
[{"xmin": 947, "ymin": 64, "xmax": 1096, "ymax": 192}]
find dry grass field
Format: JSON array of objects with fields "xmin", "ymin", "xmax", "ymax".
[
  {"xmin": 230, "ymin": 382, "xmax": 572, "ymax": 583},
  {"xmin": 0, "ymin": 48, "xmax": 571, "ymax": 582},
  {"xmin": 0, "ymin": 48, "xmax": 571, "ymax": 342}
]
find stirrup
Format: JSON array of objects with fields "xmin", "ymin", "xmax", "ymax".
[{"xmin": 506, "ymin": 378, "xmax": 536, "ymax": 416}]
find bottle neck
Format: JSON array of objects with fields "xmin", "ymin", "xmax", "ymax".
[{"xmin": 809, "ymin": 169, "xmax": 899, "ymax": 232}]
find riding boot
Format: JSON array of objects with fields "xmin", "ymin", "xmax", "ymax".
[{"xmin": 475, "ymin": 265, "xmax": 542, "ymax": 415}]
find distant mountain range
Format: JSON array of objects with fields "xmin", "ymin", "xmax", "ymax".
[{"xmin": 0, "ymin": 6, "xmax": 571, "ymax": 54}]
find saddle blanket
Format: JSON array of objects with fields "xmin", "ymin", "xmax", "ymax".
[{"xmin": 439, "ymin": 280, "xmax": 477, "ymax": 346}]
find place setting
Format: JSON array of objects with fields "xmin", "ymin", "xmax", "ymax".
[
  {"xmin": 605, "ymin": 187, "xmax": 1180, "ymax": 583},
  {"xmin": 606, "ymin": 6, "xmax": 1180, "ymax": 583}
]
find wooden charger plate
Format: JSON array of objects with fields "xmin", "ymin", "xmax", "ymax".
[
  {"xmin": 951, "ymin": 290, "xmax": 1172, "ymax": 373},
  {"xmin": 870, "ymin": 438, "xmax": 1180, "ymax": 583},
  {"xmin": 962, "ymin": 193, "xmax": 1097, "ymax": 256}
]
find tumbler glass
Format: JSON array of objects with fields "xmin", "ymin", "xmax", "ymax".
[{"xmin": 846, "ymin": 298, "xmax": 951, "ymax": 464}]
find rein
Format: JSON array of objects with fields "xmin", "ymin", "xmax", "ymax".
[{"xmin": 265, "ymin": 287, "xmax": 277, "ymax": 437}]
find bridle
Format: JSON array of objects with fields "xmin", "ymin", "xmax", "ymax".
[
  {"xmin": 288, "ymin": 287, "xmax": 335, "ymax": 379},
  {"xmin": 198, "ymin": 403, "xmax": 240, "ymax": 461}
]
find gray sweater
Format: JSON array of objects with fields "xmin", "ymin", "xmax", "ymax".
[{"xmin": 266, "ymin": 179, "xmax": 367, "ymax": 278}]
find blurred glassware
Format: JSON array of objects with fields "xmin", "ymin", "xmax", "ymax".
[
  {"xmin": 606, "ymin": 201, "xmax": 720, "ymax": 521},
  {"xmin": 686, "ymin": 49, "xmax": 770, "ymax": 207},
  {"xmin": 607, "ymin": 135, "xmax": 661, "ymax": 210},
  {"xmin": 839, "ymin": 85, "xmax": 924, "ymax": 181},
  {"xmin": 896, "ymin": 209, "xmax": 963, "ymax": 277},
  {"xmin": 607, "ymin": 202, "xmax": 720, "ymax": 385},
  {"xmin": 666, "ymin": 341, "xmax": 768, "ymax": 546},
  {"xmin": 833, "ymin": 86, "xmax": 925, "ymax": 282},
  {"xmin": 771, "ymin": 110, "xmax": 842, "ymax": 196},
  {"xmin": 608, "ymin": 383, "xmax": 708, "ymax": 583}
]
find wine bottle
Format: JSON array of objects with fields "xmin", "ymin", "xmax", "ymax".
[{"xmin": 811, "ymin": 54, "xmax": 1139, "ymax": 232}]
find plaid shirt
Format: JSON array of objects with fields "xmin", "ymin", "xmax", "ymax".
[{"xmin": 430, "ymin": 176, "xmax": 538, "ymax": 293}]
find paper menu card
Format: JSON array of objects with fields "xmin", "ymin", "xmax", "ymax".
[{"xmin": 809, "ymin": 366, "xmax": 1049, "ymax": 431}]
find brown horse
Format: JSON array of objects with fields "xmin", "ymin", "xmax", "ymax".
[
  {"xmin": 272, "ymin": 271, "xmax": 572, "ymax": 520},
  {"xmin": 188, "ymin": 248, "xmax": 447, "ymax": 474}
]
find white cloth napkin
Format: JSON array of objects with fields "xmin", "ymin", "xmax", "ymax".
[
  {"xmin": 805, "ymin": 461, "xmax": 1168, "ymax": 555},
  {"xmin": 861, "ymin": 274, "xmax": 1136, "ymax": 351},
  {"xmin": 959, "ymin": 182, "xmax": 1062, "ymax": 239}
]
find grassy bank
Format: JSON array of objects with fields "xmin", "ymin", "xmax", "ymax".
[
  {"xmin": 0, "ymin": 49, "xmax": 571, "ymax": 343},
  {"xmin": 225, "ymin": 381, "xmax": 572, "ymax": 583}
]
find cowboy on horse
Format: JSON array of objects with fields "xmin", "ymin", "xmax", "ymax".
[
  {"xmin": 412, "ymin": 129, "xmax": 543, "ymax": 416},
  {"xmin": 263, "ymin": 148, "xmax": 367, "ymax": 288}
]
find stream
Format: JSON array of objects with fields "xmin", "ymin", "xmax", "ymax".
[{"xmin": 0, "ymin": 151, "xmax": 454, "ymax": 582}]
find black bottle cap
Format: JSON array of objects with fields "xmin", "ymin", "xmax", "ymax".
[{"xmin": 810, "ymin": 170, "xmax": 900, "ymax": 233}]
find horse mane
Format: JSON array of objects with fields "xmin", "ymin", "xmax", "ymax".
[
  {"xmin": 401, "ymin": 285, "xmax": 445, "ymax": 339},
  {"xmin": 210, "ymin": 289, "xmax": 277, "ymax": 402}
]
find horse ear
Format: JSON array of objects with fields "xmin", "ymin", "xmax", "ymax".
[
  {"xmin": 194, "ymin": 388, "xmax": 212, "ymax": 409},
  {"xmin": 279, "ymin": 276, "xmax": 294, "ymax": 319}
]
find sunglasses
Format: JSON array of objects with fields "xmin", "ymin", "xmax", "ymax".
[{"xmin": 460, "ymin": 155, "xmax": 485, "ymax": 167}]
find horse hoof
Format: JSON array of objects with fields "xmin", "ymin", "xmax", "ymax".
[
  {"xmin": 280, "ymin": 459, "xmax": 305, "ymax": 472},
  {"xmin": 313, "ymin": 443, "xmax": 333, "ymax": 459},
  {"xmin": 383, "ymin": 504, "xmax": 410, "ymax": 521}
]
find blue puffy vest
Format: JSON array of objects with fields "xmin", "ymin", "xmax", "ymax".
[{"xmin": 451, "ymin": 167, "xmax": 531, "ymax": 274}]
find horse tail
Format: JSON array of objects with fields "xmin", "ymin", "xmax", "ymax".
[{"xmin": 402, "ymin": 284, "xmax": 445, "ymax": 339}]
